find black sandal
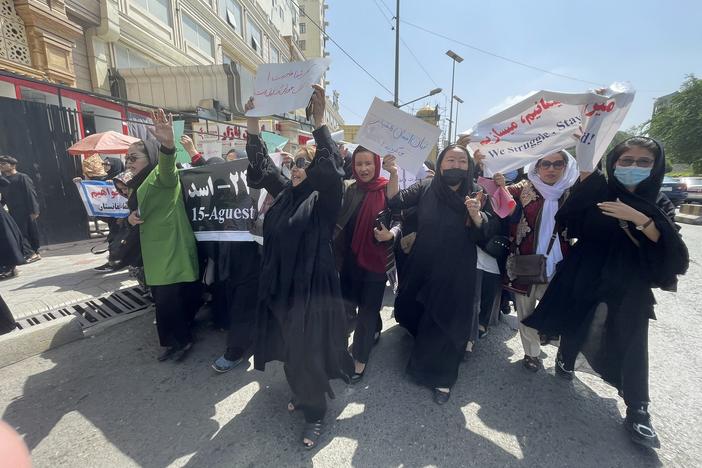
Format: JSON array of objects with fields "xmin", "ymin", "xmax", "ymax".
[
  {"xmin": 522, "ymin": 355, "xmax": 540, "ymax": 372},
  {"xmin": 302, "ymin": 420, "xmax": 324, "ymax": 449},
  {"xmin": 287, "ymin": 398, "xmax": 299, "ymax": 413}
]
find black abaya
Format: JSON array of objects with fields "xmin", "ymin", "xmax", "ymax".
[
  {"xmin": 246, "ymin": 126, "xmax": 353, "ymax": 422},
  {"xmin": 0, "ymin": 172, "xmax": 40, "ymax": 252},
  {"xmin": 0, "ymin": 294, "xmax": 17, "ymax": 335},
  {"xmin": 525, "ymin": 140, "xmax": 689, "ymax": 404},
  {"xmin": 389, "ymin": 147, "xmax": 498, "ymax": 389}
]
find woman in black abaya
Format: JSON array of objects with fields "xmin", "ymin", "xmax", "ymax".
[
  {"xmin": 245, "ymin": 87, "xmax": 353, "ymax": 449},
  {"xmin": 389, "ymin": 145, "xmax": 498, "ymax": 404},
  {"xmin": 525, "ymin": 137, "xmax": 689, "ymax": 449},
  {"xmin": 0, "ymin": 175, "xmax": 32, "ymax": 280}
]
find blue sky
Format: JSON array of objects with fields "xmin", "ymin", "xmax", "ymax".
[{"xmin": 324, "ymin": 0, "xmax": 702, "ymax": 136}]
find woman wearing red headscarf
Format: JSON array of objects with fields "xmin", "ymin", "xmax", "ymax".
[{"xmin": 334, "ymin": 147, "xmax": 399, "ymax": 383}]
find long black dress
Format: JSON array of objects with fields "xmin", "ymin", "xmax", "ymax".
[
  {"xmin": 247, "ymin": 125, "xmax": 353, "ymax": 423},
  {"xmin": 0, "ymin": 177, "xmax": 31, "ymax": 272},
  {"xmin": 0, "ymin": 294, "xmax": 16, "ymax": 335},
  {"xmin": 389, "ymin": 148, "xmax": 498, "ymax": 389},
  {"xmin": 0, "ymin": 171, "xmax": 40, "ymax": 252},
  {"xmin": 525, "ymin": 140, "xmax": 689, "ymax": 406}
]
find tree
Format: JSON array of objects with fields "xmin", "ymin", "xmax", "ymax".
[{"xmin": 648, "ymin": 75, "xmax": 702, "ymax": 166}]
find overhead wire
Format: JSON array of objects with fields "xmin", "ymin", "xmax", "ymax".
[{"xmin": 289, "ymin": 0, "xmax": 394, "ymax": 97}]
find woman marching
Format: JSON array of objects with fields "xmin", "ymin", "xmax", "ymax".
[
  {"xmin": 491, "ymin": 150, "xmax": 579, "ymax": 371},
  {"xmin": 245, "ymin": 86, "xmax": 353, "ymax": 449},
  {"xmin": 127, "ymin": 110, "xmax": 201, "ymax": 362},
  {"xmin": 389, "ymin": 144, "xmax": 498, "ymax": 404},
  {"xmin": 524, "ymin": 137, "xmax": 688, "ymax": 448},
  {"xmin": 335, "ymin": 147, "xmax": 399, "ymax": 383}
]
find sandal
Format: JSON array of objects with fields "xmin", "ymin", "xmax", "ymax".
[
  {"xmin": 287, "ymin": 398, "xmax": 299, "ymax": 413},
  {"xmin": 302, "ymin": 420, "xmax": 324, "ymax": 449},
  {"xmin": 522, "ymin": 355, "xmax": 540, "ymax": 373}
]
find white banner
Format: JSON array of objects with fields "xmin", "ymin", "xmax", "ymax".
[
  {"xmin": 246, "ymin": 58, "xmax": 331, "ymax": 117},
  {"xmin": 467, "ymin": 82, "xmax": 635, "ymax": 174},
  {"xmin": 357, "ymin": 97, "xmax": 441, "ymax": 175},
  {"xmin": 75, "ymin": 180, "xmax": 129, "ymax": 218}
]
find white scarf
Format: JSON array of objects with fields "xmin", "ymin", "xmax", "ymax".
[{"xmin": 525, "ymin": 150, "xmax": 579, "ymax": 278}]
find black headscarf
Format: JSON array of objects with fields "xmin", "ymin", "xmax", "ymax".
[
  {"xmin": 103, "ymin": 157, "xmax": 125, "ymax": 179},
  {"xmin": 126, "ymin": 139, "xmax": 160, "ymax": 211},
  {"xmin": 430, "ymin": 144, "xmax": 478, "ymax": 214}
]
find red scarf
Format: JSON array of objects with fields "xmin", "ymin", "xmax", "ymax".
[{"xmin": 351, "ymin": 152, "xmax": 389, "ymax": 273}]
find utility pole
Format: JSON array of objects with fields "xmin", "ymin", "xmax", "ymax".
[{"xmin": 393, "ymin": 0, "xmax": 400, "ymax": 107}]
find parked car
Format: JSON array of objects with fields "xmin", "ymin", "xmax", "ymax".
[
  {"xmin": 682, "ymin": 177, "xmax": 702, "ymax": 204},
  {"xmin": 660, "ymin": 177, "xmax": 688, "ymax": 206}
]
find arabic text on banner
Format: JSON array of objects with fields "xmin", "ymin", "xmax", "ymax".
[
  {"xmin": 75, "ymin": 180, "xmax": 129, "ymax": 218},
  {"xmin": 246, "ymin": 58, "xmax": 331, "ymax": 118},
  {"xmin": 467, "ymin": 83, "xmax": 635, "ymax": 174},
  {"xmin": 356, "ymin": 97, "xmax": 442, "ymax": 175},
  {"xmin": 179, "ymin": 160, "xmax": 262, "ymax": 242}
]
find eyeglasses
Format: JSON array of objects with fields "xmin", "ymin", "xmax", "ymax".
[
  {"xmin": 538, "ymin": 160, "xmax": 566, "ymax": 170},
  {"xmin": 617, "ymin": 157, "xmax": 655, "ymax": 168},
  {"xmin": 125, "ymin": 155, "xmax": 145, "ymax": 163},
  {"xmin": 294, "ymin": 158, "xmax": 310, "ymax": 169}
]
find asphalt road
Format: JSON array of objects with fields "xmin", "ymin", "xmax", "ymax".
[{"xmin": 1, "ymin": 225, "xmax": 701, "ymax": 467}]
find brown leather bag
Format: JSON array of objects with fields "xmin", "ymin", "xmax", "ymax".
[{"xmin": 505, "ymin": 226, "xmax": 558, "ymax": 285}]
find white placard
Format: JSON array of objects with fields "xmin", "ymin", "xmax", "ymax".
[
  {"xmin": 467, "ymin": 82, "xmax": 635, "ymax": 173},
  {"xmin": 246, "ymin": 58, "xmax": 331, "ymax": 117},
  {"xmin": 202, "ymin": 141, "xmax": 223, "ymax": 160},
  {"xmin": 356, "ymin": 97, "xmax": 441, "ymax": 174}
]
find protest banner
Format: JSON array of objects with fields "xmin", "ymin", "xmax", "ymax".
[
  {"xmin": 75, "ymin": 180, "xmax": 129, "ymax": 218},
  {"xmin": 357, "ymin": 98, "xmax": 441, "ymax": 174},
  {"xmin": 172, "ymin": 120, "xmax": 191, "ymax": 164},
  {"xmin": 201, "ymin": 141, "xmax": 224, "ymax": 160},
  {"xmin": 179, "ymin": 160, "xmax": 261, "ymax": 242},
  {"xmin": 192, "ymin": 121, "xmax": 248, "ymax": 157},
  {"xmin": 467, "ymin": 82, "xmax": 635, "ymax": 174},
  {"xmin": 245, "ymin": 58, "xmax": 331, "ymax": 117}
]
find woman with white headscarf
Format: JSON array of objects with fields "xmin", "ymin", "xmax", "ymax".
[{"xmin": 493, "ymin": 150, "xmax": 579, "ymax": 372}]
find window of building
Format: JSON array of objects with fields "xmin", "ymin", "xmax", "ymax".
[
  {"xmin": 299, "ymin": 22, "xmax": 306, "ymax": 33},
  {"xmin": 133, "ymin": 0, "xmax": 171, "ymax": 26},
  {"xmin": 183, "ymin": 14, "xmax": 214, "ymax": 56},
  {"xmin": 270, "ymin": 46, "xmax": 280, "ymax": 63},
  {"xmin": 218, "ymin": 0, "xmax": 242, "ymax": 35},
  {"xmin": 298, "ymin": 39, "xmax": 306, "ymax": 51},
  {"xmin": 114, "ymin": 44, "xmax": 154, "ymax": 68},
  {"xmin": 247, "ymin": 18, "xmax": 263, "ymax": 55}
]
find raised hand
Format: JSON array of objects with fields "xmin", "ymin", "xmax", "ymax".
[
  {"xmin": 493, "ymin": 172, "xmax": 506, "ymax": 187},
  {"xmin": 180, "ymin": 135, "xmax": 197, "ymax": 156},
  {"xmin": 148, "ymin": 109, "xmax": 175, "ymax": 149},
  {"xmin": 382, "ymin": 154, "xmax": 398, "ymax": 176},
  {"xmin": 310, "ymin": 85, "xmax": 326, "ymax": 128},
  {"xmin": 244, "ymin": 97, "xmax": 255, "ymax": 113}
]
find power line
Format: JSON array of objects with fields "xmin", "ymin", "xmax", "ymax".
[
  {"xmin": 290, "ymin": 0, "xmax": 394, "ymax": 97},
  {"xmin": 401, "ymin": 19, "xmax": 605, "ymax": 87}
]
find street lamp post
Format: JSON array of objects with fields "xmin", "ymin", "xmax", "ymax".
[
  {"xmin": 397, "ymin": 88, "xmax": 442, "ymax": 108},
  {"xmin": 446, "ymin": 50, "xmax": 463, "ymax": 144},
  {"xmin": 453, "ymin": 95, "xmax": 464, "ymax": 141}
]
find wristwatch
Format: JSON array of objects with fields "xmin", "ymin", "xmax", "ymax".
[{"xmin": 635, "ymin": 218, "xmax": 653, "ymax": 231}]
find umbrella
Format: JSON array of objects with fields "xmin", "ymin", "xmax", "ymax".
[{"xmin": 68, "ymin": 131, "xmax": 141, "ymax": 156}]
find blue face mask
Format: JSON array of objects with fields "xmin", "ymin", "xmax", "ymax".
[{"xmin": 614, "ymin": 166, "xmax": 652, "ymax": 187}]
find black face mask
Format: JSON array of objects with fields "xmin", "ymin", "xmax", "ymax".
[{"xmin": 442, "ymin": 168, "xmax": 467, "ymax": 186}]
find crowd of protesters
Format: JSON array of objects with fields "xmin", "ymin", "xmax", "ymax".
[{"xmin": 0, "ymin": 85, "xmax": 689, "ymax": 451}]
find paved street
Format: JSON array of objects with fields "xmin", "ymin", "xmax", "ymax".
[
  {"xmin": 2, "ymin": 239, "xmax": 137, "ymax": 320},
  {"xmin": 0, "ymin": 225, "xmax": 700, "ymax": 467}
]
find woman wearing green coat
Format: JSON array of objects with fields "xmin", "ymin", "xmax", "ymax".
[{"xmin": 127, "ymin": 109, "xmax": 200, "ymax": 362}]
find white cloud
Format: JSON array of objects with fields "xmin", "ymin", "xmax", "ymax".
[{"xmin": 485, "ymin": 90, "xmax": 538, "ymax": 116}]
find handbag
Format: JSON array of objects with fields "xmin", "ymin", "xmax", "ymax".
[
  {"xmin": 505, "ymin": 226, "xmax": 558, "ymax": 285},
  {"xmin": 108, "ymin": 223, "xmax": 142, "ymax": 268}
]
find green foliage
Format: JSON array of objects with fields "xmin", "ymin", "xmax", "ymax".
[
  {"xmin": 665, "ymin": 160, "xmax": 673, "ymax": 173},
  {"xmin": 648, "ymin": 75, "xmax": 702, "ymax": 166}
]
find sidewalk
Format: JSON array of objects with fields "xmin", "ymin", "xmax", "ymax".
[{"xmin": 0, "ymin": 239, "xmax": 137, "ymax": 320}]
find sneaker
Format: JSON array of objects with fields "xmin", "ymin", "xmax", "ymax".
[
  {"xmin": 555, "ymin": 352, "xmax": 574, "ymax": 381},
  {"xmin": 94, "ymin": 262, "xmax": 115, "ymax": 272},
  {"xmin": 212, "ymin": 355, "xmax": 244, "ymax": 373},
  {"xmin": 625, "ymin": 406, "xmax": 661, "ymax": 449}
]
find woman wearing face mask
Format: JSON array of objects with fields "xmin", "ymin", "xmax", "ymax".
[
  {"xmin": 126, "ymin": 110, "xmax": 200, "ymax": 363},
  {"xmin": 492, "ymin": 150, "xmax": 579, "ymax": 372},
  {"xmin": 244, "ymin": 86, "xmax": 353, "ymax": 449},
  {"xmin": 334, "ymin": 146, "xmax": 399, "ymax": 383},
  {"xmin": 524, "ymin": 137, "xmax": 688, "ymax": 448},
  {"xmin": 389, "ymin": 145, "xmax": 498, "ymax": 404}
]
